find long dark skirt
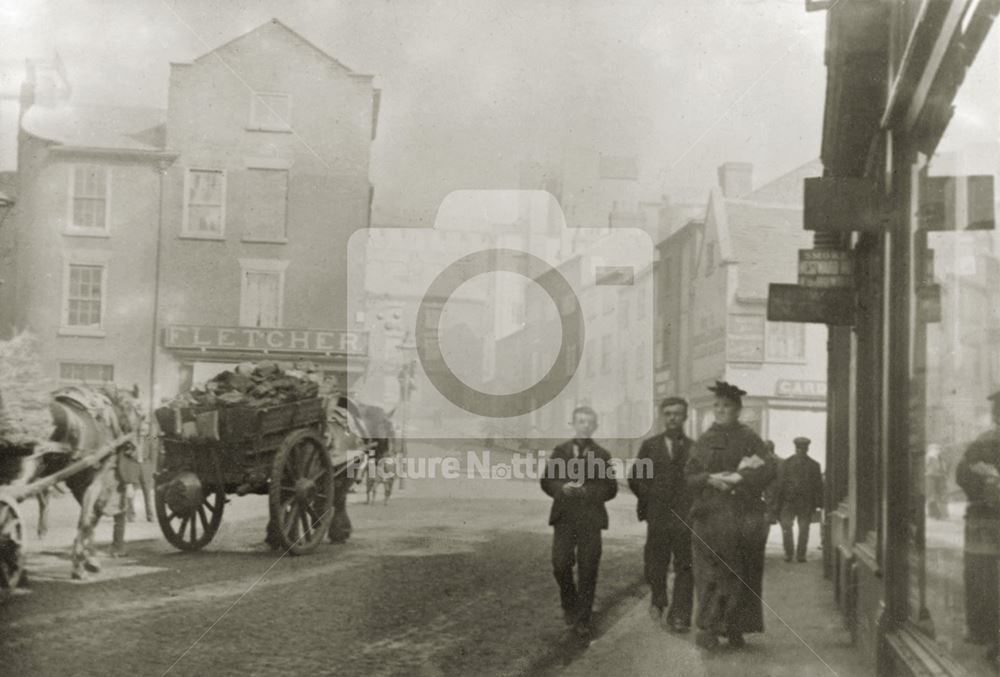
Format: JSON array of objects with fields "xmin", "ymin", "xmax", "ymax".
[{"xmin": 692, "ymin": 501, "xmax": 768, "ymax": 635}]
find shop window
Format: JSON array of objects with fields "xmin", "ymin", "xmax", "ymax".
[
  {"xmin": 239, "ymin": 258, "xmax": 288, "ymax": 328},
  {"xmin": 183, "ymin": 169, "xmax": 226, "ymax": 237},
  {"xmin": 905, "ymin": 23, "xmax": 1000, "ymax": 673},
  {"xmin": 243, "ymin": 168, "xmax": 288, "ymax": 242},
  {"xmin": 69, "ymin": 164, "xmax": 108, "ymax": 232},
  {"xmin": 59, "ymin": 362, "xmax": 113, "ymax": 383}
]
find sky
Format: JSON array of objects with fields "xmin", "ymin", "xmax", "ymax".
[{"xmin": 0, "ymin": 0, "xmax": 828, "ymax": 225}]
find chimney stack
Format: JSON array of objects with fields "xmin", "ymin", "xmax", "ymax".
[{"xmin": 717, "ymin": 162, "xmax": 753, "ymax": 198}]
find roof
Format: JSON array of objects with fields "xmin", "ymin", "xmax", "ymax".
[
  {"xmin": 21, "ymin": 103, "xmax": 166, "ymax": 151},
  {"xmin": 738, "ymin": 158, "xmax": 823, "ymax": 205},
  {"xmin": 194, "ymin": 18, "xmax": 373, "ymax": 78},
  {"xmin": 711, "ymin": 159, "xmax": 821, "ymax": 300}
]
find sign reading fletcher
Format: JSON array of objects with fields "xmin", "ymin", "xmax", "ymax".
[{"xmin": 164, "ymin": 325, "xmax": 368, "ymax": 355}]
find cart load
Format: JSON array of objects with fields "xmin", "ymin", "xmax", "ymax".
[{"xmin": 154, "ymin": 362, "xmax": 336, "ymax": 555}]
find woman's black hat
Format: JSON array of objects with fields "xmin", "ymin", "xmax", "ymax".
[{"xmin": 708, "ymin": 381, "xmax": 747, "ymax": 402}]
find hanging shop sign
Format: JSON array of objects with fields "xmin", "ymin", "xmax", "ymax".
[
  {"xmin": 804, "ymin": 177, "xmax": 882, "ymax": 232},
  {"xmin": 798, "ymin": 249, "xmax": 854, "ymax": 288},
  {"xmin": 767, "ymin": 283, "xmax": 855, "ymax": 325}
]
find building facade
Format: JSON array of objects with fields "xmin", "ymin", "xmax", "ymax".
[
  {"xmin": 810, "ymin": 2, "xmax": 1000, "ymax": 675},
  {"xmin": 657, "ymin": 160, "xmax": 829, "ymax": 462},
  {"xmin": 0, "ymin": 19, "xmax": 378, "ymax": 408}
]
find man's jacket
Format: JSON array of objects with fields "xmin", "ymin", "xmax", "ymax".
[
  {"xmin": 628, "ymin": 432, "xmax": 692, "ymax": 523},
  {"xmin": 540, "ymin": 439, "xmax": 618, "ymax": 530}
]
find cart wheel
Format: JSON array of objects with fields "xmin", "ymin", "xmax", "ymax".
[
  {"xmin": 0, "ymin": 496, "xmax": 24, "ymax": 590},
  {"xmin": 156, "ymin": 473, "xmax": 226, "ymax": 552},
  {"xmin": 269, "ymin": 429, "xmax": 335, "ymax": 555}
]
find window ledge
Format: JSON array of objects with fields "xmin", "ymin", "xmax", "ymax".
[
  {"xmin": 58, "ymin": 327, "xmax": 106, "ymax": 338},
  {"xmin": 242, "ymin": 237, "xmax": 289, "ymax": 245},
  {"xmin": 179, "ymin": 233, "xmax": 225, "ymax": 241},
  {"xmin": 63, "ymin": 228, "xmax": 110, "ymax": 238},
  {"xmin": 245, "ymin": 127, "xmax": 293, "ymax": 134}
]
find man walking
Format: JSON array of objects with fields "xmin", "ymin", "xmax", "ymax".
[
  {"xmin": 628, "ymin": 397, "xmax": 693, "ymax": 633},
  {"xmin": 541, "ymin": 406, "xmax": 618, "ymax": 639},
  {"xmin": 774, "ymin": 437, "xmax": 823, "ymax": 563}
]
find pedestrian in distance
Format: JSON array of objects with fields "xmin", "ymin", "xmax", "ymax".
[
  {"xmin": 628, "ymin": 397, "xmax": 693, "ymax": 633},
  {"xmin": 925, "ymin": 443, "xmax": 949, "ymax": 520},
  {"xmin": 685, "ymin": 381, "xmax": 776, "ymax": 651},
  {"xmin": 540, "ymin": 406, "xmax": 618, "ymax": 640},
  {"xmin": 773, "ymin": 437, "xmax": 823, "ymax": 563}
]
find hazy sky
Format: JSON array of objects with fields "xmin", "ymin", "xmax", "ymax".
[{"xmin": 1, "ymin": 0, "xmax": 827, "ymax": 225}]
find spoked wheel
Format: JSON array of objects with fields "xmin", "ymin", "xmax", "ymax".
[
  {"xmin": 0, "ymin": 496, "xmax": 25, "ymax": 590},
  {"xmin": 269, "ymin": 429, "xmax": 335, "ymax": 555},
  {"xmin": 156, "ymin": 472, "xmax": 226, "ymax": 551}
]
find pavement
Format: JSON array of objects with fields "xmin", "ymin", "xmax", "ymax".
[{"xmin": 552, "ymin": 523, "xmax": 874, "ymax": 677}]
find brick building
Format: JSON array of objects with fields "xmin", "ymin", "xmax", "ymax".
[{"xmin": 0, "ymin": 19, "xmax": 379, "ymax": 407}]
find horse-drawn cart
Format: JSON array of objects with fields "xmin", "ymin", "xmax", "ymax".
[
  {"xmin": 154, "ymin": 397, "xmax": 336, "ymax": 555},
  {"xmin": 0, "ymin": 433, "xmax": 133, "ymax": 589}
]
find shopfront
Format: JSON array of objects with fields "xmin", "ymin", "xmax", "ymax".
[
  {"xmin": 159, "ymin": 324, "xmax": 369, "ymax": 398},
  {"xmin": 813, "ymin": 2, "xmax": 1000, "ymax": 675}
]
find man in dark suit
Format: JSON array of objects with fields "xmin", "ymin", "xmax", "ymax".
[
  {"xmin": 774, "ymin": 437, "xmax": 824, "ymax": 562},
  {"xmin": 540, "ymin": 406, "xmax": 618, "ymax": 639},
  {"xmin": 628, "ymin": 397, "xmax": 693, "ymax": 632}
]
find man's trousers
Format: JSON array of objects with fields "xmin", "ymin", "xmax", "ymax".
[
  {"xmin": 552, "ymin": 519, "xmax": 603, "ymax": 624},
  {"xmin": 644, "ymin": 518, "xmax": 693, "ymax": 624}
]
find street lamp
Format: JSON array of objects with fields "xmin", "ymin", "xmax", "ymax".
[{"xmin": 396, "ymin": 331, "xmax": 417, "ymax": 489}]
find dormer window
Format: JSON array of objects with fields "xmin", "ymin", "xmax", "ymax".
[{"xmin": 250, "ymin": 92, "xmax": 292, "ymax": 131}]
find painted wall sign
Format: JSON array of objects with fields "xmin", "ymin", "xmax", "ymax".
[
  {"xmin": 804, "ymin": 177, "xmax": 882, "ymax": 232},
  {"xmin": 776, "ymin": 379, "xmax": 828, "ymax": 398},
  {"xmin": 164, "ymin": 325, "xmax": 369, "ymax": 355}
]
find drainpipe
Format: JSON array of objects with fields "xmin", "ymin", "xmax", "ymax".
[{"xmin": 148, "ymin": 160, "xmax": 169, "ymax": 417}]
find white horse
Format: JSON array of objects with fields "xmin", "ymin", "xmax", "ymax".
[{"xmin": 34, "ymin": 385, "xmax": 143, "ymax": 579}]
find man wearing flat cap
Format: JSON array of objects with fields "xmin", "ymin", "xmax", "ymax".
[
  {"xmin": 955, "ymin": 389, "xmax": 1000, "ymax": 660},
  {"xmin": 773, "ymin": 437, "xmax": 823, "ymax": 563},
  {"xmin": 629, "ymin": 397, "xmax": 694, "ymax": 632}
]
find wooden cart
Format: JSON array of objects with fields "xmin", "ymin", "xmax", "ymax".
[{"xmin": 154, "ymin": 397, "xmax": 334, "ymax": 555}]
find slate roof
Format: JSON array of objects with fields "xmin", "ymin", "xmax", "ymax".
[
  {"xmin": 713, "ymin": 159, "xmax": 822, "ymax": 300},
  {"xmin": 21, "ymin": 103, "xmax": 166, "ymax": 151}
]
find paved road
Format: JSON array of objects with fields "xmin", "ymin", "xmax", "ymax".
[{"xmin": 1, "ymin": 444, "xmax": 648, "ymax": 677}]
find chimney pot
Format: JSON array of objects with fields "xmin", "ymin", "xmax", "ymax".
[{"xmin": 717, "ymin": 162, "xmax": 753, "ymax": 198}]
